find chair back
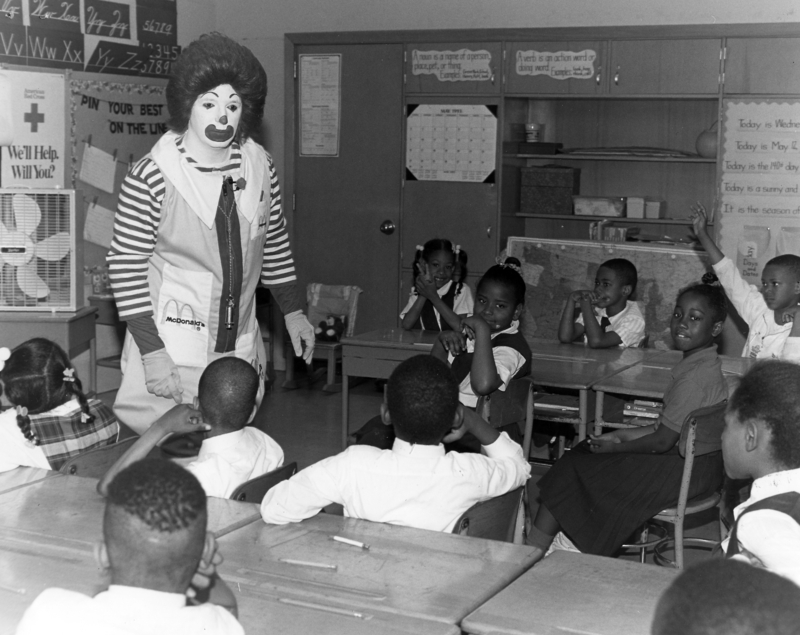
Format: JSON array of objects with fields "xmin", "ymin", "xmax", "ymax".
[
  {"xmin": 306, "ymin": 284, "xmax": 363, "ymax": 338},
  {"xmin": 230, "ymin": 462, "xmax": 298, "ymax": 503},
  {"xmin": 678, "ymin": 400, "xmax": 727, "ymax": 458},
  {"xmin": 452, "ymin": 486, "xmax": 524, "ymax": 542},
  {"xmin": 58, "ymin": 437, "xmax": 136, "ymax": 478},
  {"xmin": 476, "ymin": 377, "xmax": 535, "ymax": 458}
]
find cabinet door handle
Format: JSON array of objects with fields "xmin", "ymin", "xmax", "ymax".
[
  {"xmin": 486, "ymin": 226, "xmax": 492, "ymax": 238},
  {"xmin": 614, "ymin": 65, "xmax": 620, "ymax": 86},
  {"xmin": 595, "ymin": 70, "xmax": 601, "ymax": 85},
  {"xmin": 491, "ymin": 72, "xmax": 496, "ymax": 85}
]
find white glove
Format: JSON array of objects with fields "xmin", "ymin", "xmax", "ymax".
[
  {"xmin": 285, "ymin": 310, "xmax": 315, "ymax": 363},
  {"xmin": 141, "ymin": 348, "xmax": 184, "ymax": 403}
]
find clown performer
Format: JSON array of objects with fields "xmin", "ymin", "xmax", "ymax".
[{"xmin": 107, "ymin": 34, "xmax": 315, "ymax": 434}]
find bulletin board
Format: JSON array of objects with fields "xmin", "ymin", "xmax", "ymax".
[
  {"xmin": 718, "ymin": 99, "xmax": 800, "ymax": 284},
  {"xmin": 68, "ymin": 71, "xmax": 167, "ymax": 269}
]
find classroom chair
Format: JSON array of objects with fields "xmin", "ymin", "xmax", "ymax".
[
  {"xmin": 621, "ymin": 400, "xmax": 727, "ymax": 569},
  {"xmin": 475, "ymin": 376, "xmax": 535, "ymax": 459},
  {"xmin": 229, "ymin": 462, "xmax": 298, "ymax": 503},
  {"xmin": 452, "ymin": 486, "xmax": 525, "ymax": 543},
  {"xmin": 283, "ymin": 283, "xmax": 362, "ymax": 392},
  {"xmin": 58, "ymin": 437, "xmax": 136, "ymax": 478}
]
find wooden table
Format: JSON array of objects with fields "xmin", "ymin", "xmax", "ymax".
[
  {"xmin": 591, "ymin": 352, "xmax": 755, "ymax": 433},
  {"xmin": 218, "ymin": 512, "xmax": 537, "ymax": 627},
  {"xmin": 0, "ymin": 467, "xmax": 57, "ymax": 495},
  {"xmin": 0, "ymin": 473, "xmax": 263, "ymax": 544},
  {"xmin": 461, "ymin": 550, "xmax": 679, "ymax": 635},
  {"xmin": 341, "ymin": 329, "xmax": 439, "ymax": 448},
  {"xmin": 0, "ymin": 307, "xmax": 98, "ymax": 394}
]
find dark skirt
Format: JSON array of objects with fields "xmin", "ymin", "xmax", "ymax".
[{"xmin": 538, "ymin": 441, "xmax": 723, "ymax": 557}]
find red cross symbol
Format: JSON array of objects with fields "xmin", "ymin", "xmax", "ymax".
[{"xmin": 24, "ymin": 103, "xmax": 45, "ymax": 132}]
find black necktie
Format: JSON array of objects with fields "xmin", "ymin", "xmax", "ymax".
[{"xmin": 600, "ymin": 316, "xmax": 611, "ymax": 332}]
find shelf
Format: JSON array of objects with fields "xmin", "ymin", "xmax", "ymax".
[
  {"xmin": 515, "ymin": 213, "xmax": 710, "ymax": 226},
  {"xmin": 505, "ymin": 153, "xmax": 716, "ymax": 163}
]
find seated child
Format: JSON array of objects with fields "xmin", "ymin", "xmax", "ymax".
[
  {"xmin": 558, "ymin": 258, "xmax": 645, "ymax": 348},
  {"xmin": 651, "ymin": 559, "xmax": 800, "ymax": 635},
  {"xmin": 527, "ymin": 280, "xmax": 728, "ymax": 560},
  {"xmin": 353, "ymin": 257, "xmax": 531, "ymax": 449},
  {"xmin": 0, "ymin": 338, "xmax": 118, "ymax": 472},
  {"xmin": 16, "ymin": 458, "xmax": 242, "ymax": 635},
  {"xmin": 260, "ymin": 355, "xmax": 530, "ymax": 532},
  {"xmin": 692, "ymin": 204, "xmax": 800, "ymax": 360},
  {"xmin": 720, "ymin": 360, "xmax": 800, "ymax": 586},
  {"xmin": 401, "ymin": 238, "xmax": 472, "ymax": 332},
  {"xmin": 99, "ymin": 357, "xmax": 283, "ymax": 498}
]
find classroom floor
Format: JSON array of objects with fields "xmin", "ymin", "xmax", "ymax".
[{"xmin": 99, "ymin": 370, "xmax": 719, "ymax": 568}]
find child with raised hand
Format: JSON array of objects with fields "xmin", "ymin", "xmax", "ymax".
[
  {"xmin": 433, "ymin": 257, "xmax": 531, "ymax": 410},
  {"xmin": 720, "ymin": 360, "xmax": 800, "ymax": 586},
  {"xmin": 692, "ymin": 204, "xmax": 800, "ymax": 360},
  {"xmin": 16, "ymin": 459, "xmax": 243, "ymax": 635},
  {"xmin": 527, "ymin": 280, "xmax": 729, "ymax": 561},
  {"xmin": 0, "ymin": 338, "xmax": 119, "ymax": 472},
  {"xmin": 558, "ymin": 258, "xmax": 645, "ymax": 348},
  {"xmin": 401, "ymin": 238, "xmax": 472, "ymax": 331},
  {"xmin": 99, "ymin": 357, "xmax": 283, "ymax": 499},
  {"xmin": 261, "ymin": 355, "xmax": 530, "ymax": 532}
]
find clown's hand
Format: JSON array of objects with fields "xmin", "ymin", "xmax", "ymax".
[
  {"xmin": 141, "ymin": 349, "xmax": 184, "ymax": 403},
  {"xmin": 285, "ymin": 310, "xmax": 315, "ymax": 363}
]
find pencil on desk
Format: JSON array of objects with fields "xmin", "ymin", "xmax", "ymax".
[
  {"xmin": 331, "ymin": 535, "xmax": 370, "ymax": 550},
  {"xmin": 0, "ymin": 582, "xmax": 26, "ymax": 595},
  {"xmin": 279, "ymin": 558, "xmax": 338, "ymax": 570}
]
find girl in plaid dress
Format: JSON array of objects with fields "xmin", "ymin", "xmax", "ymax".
[{"xmin": 0, "ymin": 338, "xmax": 119, "ymax": 472}]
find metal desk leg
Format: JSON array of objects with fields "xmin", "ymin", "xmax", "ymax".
[
  {"xmin": 578, "ymin": 389, "xmax": 588, "ymax": 441},
  {"xmin": 594, "ymin": 392, "xmax": 605, "ymax": 436},
  {"xmin": 341, "ymin": 370, "xmax": 350, "ymax": 450}
]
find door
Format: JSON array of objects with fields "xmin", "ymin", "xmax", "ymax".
[
  {"xmin": 505, "ymin": 41, "xmax": 606, "ymax": 95},
  {"xmin": 608, "ymin": 39, "xmax": 722, "ymax": 95},
  {"xmin": 405, "ymin": 42, "xmax": 502, "ymax": 94},
  {"xmin": 724, "ymin": 38, "xmax": 800, "ymax": 94},
  {"xmin": 292, "ymin": 44, "xmax": 404, "ymax": 333}
]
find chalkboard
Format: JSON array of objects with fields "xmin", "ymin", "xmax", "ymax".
[
  {"xmin": 719, "ymin": 99, "xmax": 800, "ymax": 284},
  {"xmin": 506, "ymin": 237, "xmax": 744, "ymax": 355}
]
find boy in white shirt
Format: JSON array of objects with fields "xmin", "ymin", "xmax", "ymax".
[
  {"xmin": 100, "ymin": 357, "xmax": 283, "ymax": 499},
  {"xmin": 16, "ymin": 459, "xmax": 243, "ymax": 635},
  {"xmin": 261, "ymin": 355, "xmax": 530, "ymax": 532},
  {"xmin": 558, "ymin": 258, "xmax": 645, "ymax": 348},
  {"xmin": 692, "ymin": 205, "xmax": 800, "ymax": 360}
]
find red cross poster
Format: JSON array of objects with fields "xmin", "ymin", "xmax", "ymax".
[{"xmin": 0, "ymin": 69, "xmax": 66, "ymax": 188}]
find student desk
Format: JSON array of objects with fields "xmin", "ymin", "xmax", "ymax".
[
  {"xmin": 591, "ymin": 352, "xmax": 755, "ymax": 434},
  {"xmin": 0, "ymin": 307, "xmax": 99, "ymax": 394},
  {"xmin": 0, "ymin": 473, "xmax": 263, "ymax": 545},
  {"xmin": 461, "ymin": 550, "xmax": 679, "ymax": 635},
  {"xmin": 0, "ymin": 466, "xmax": 57, "ymax": 495},
  {"xmin": 217, "ymin": 512, "xmax": 537, "ymax": 627},
  {"xmin": 341, "ymin": 329, "xmax": 439, "ymax": 449},
  {"xmin": 528, "ymin": 341, "xmax": 670, "ymax": 442}
]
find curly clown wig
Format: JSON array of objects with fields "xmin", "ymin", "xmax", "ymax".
[{"xmin": 167, "ymin": 33, "xmax": 267, "ymax": 143}]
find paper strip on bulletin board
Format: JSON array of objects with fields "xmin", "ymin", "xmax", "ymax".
[
  {"xmin": 719, "ymin": 100, "xmax": 800, "ymax": 284},
  {"xmin": 405, "ymin": 104, "xmax": 497, "ymax": 183},
  {"xmin": 299, "ymin": 54, "xmax": 341, "ymax": 157}
]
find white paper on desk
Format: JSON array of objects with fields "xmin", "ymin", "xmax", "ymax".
[
  {"xmin": 79, "ymin": 144, "xmax": 117, "ymax": 193},
  {"xmin": 84, "ymin": 203, "xmax": 116, "ymax": 248}
]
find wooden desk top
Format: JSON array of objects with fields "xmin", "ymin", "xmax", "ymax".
[
  {"xmin": 0, "ymin": 474, "xmax": 262, "ymax": 548},
  {"xmin": 218, "ymin": 512, "xmax": 537, "ymax": 626},
  {"xmin": 0, "ymin": 306, "xmax": 97, "ymax": 323},
  {"xmin": 342, "ymin": 328, "xmax": 439, "ymax": 351},
  {"xmin": 461, "ymin": 551, "xmax": 678, "ymax": 635},
  {"xmin": 0, "ymin": 467, "xmax": 57, "ymax": 495}
]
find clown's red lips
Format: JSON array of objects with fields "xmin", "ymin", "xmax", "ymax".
[{"xmin": 204, "ymin": 125, "xmax": 234, "ymax": 142}]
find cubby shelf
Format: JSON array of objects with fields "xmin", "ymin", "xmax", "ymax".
[
  {"xmin": 505, "ymin": 153, "xmax": 716, "ymax": 164},
  {"xmin": 514, "ymin": 213, "xmax": 711, "ymax": 226}
]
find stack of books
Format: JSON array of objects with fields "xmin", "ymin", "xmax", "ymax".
[{"xmin": 623, "ymin": 399, "xmax": 663, "ymax": 419}]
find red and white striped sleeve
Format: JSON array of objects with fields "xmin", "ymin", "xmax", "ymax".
[
  {"xmin": 106, "ymin": 157, "xmax": 164, "ymax": 320},
  {"xmin": 260, "ymin": 154, "xmax": 297, "ymax": 287}
]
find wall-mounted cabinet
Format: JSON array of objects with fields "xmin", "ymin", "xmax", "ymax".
[{"xmin": 723, "ymin": 38, "xmax": 800, "ymax": 94}]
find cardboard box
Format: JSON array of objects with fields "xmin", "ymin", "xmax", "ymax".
[
  {"xmin": 573, "ymin": 196, "xmax": 626, "ymax": 217},
  {"xmin": 645, "ymin": 199, "xmax": 665, "ymax": 219},
  {"xmin": 520, "ymin": 165, "xmax": 580, "ymax": 215},
  {"xmin": 626, "ymin": 196, "xmax": 645, "ymax": 219}
]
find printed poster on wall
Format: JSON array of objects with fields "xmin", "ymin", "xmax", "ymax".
[
  {"xmin": 515, "ymin": 49, "xmax": 597, "ymax": 80},
  {"xmin": 405, "ymin": 104, "xmax": 497, "ymax": 183},
  {"xmin": 299, "ymin": 54, "xmax": 341, "ymax": 157},
  {"xmin": 411, "ymin": 49, "xmax": 492, "ymax": 82},
  {"xmin": 0, "ymin": 70, "xmax": 65, "ymax": 187},
  {"xmin": 718, "ymin": 100, "xmax": 800, "ymax": 284}
]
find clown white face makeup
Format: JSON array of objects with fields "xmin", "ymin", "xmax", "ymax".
[{"xmin": 183, "ymin": 83, "xmax": 242, "ymax": 161}]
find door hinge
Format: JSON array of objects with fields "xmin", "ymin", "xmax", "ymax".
[
  {"xmin": 403, "ymin": 50, "xmax": 407, "ymax": 63},
  {"xmin": 293, "ymin": 61, "xmax": 297, "ymax": 79},
  {"xmin": 292, "ymin": 194, "xmax": 296, "ymax": 211}
]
